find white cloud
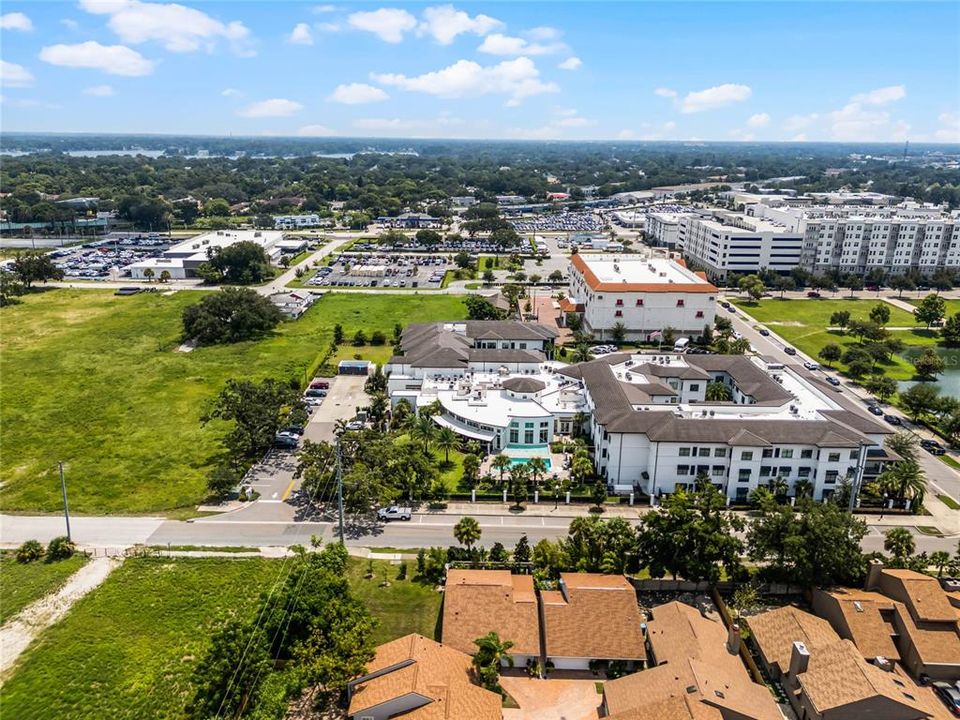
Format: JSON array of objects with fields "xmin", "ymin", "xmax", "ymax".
[
  {"xmin": 328, "ymin": 82, "xmax": 388, "ymax": 104},
  {"xmin": 0, "ymin": 96, "xmax": 60, "ymax": 109},
  {"xmin": 352, "ymin": 114, "xmax": 467, "ymax": 136},
  {"xmin": 629, "ymin": 120, "xmax": 679, "ymax": 141},
  {"xmin": 527, "ymin": 26, "xmax": 561, "ymax": 41},
  {"xmin": 852, "ymin": 85, "xmax": 906, "ymax": 106},
  {"xmin": 61, "ymin": 18, "xmax": 80, "ymax": 30},
  {"xmin": 236, "ymin": 98, "xmax": 303, "ymax": 118},
  {"xmin": 79, "ymin": 0, "xmax": 254, "ymax": 55},
  {"xmin": 372, "ymin": 56, "xmax": 558, "ymax": 105},
  {"xmin": 289, "ymin": 23, "xmax": 313, "ymax": 45},
  {"xmin": 557, "ymin": 56, "xmax": 582, "ymax": 71},
  {"xmin": 221, "ymin": 87, "xmax": 242, "ymax": 97},
  {"xmin": 654, "ymin": 87, "xmax": 677, "ymax": 99},
  {"xmin": 297, "ymin": 124, "xmax": 336, "ymax": 136},
  {"xmin": 729, "ymin": 128, "xmax": 755, "ymax": 141},
  {"xmin": 0, "ymin": 60, "xmax": 34, "ymax": 87},
  {"xmin": 39, "ymin": 41, "xmax": 154, "ymax": 76},
  {"xmin": 829, "ymin": 101, "xmax": 899, "ymax": 141},
  {"xmin": 418, "ymin": 5, "xmax": 501, "ymax": 45},
  {"xmin": 792, "ymin": 133, "xmax": 808, "ymax": 142},
  {"xmin": 83, "ymin": 84, "xmax": 115, "ymax": 96},
  {"xmin": 313, "ymin": 4, "xmax": 337, "ymax": 12},
  {"xmin": 1, "ymin": 12, "xmax": 33, "ymax": 32},
  {"xmin": 746, "ymin": 112, "xmax": 770, "ymax": 128},
  {"xmin": 617, "ymin": 129, "xmax": 636, "ymax": 140},
  {"xmin": 478, "ymin": 32, "xmax": 565, "ymax": 56},
  {"xmin": 555, "ymin": 116, "xmax": 592, "ymax": 128},
  {"xmin": 783, "ymin": 113, "xmax": 818, "ymax": 132},
  {"xmin": 680, "ymin": 83, "xmax": 752, "ymax": 113},
  {"xmin": 316, "ymin": 21, "xmax": 340, "ymax": 33},
  {"xmin": 348, "ymin": 8, "xmax": 417, "ymax": 43},
  {"xmin": 935, "ymin": 112, "xmax": 960, "ymax": 143}
]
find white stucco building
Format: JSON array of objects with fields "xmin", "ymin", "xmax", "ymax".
[
  {"xmin": 125, "ymin": 230, "xmax": 295, "ymax": 279},
  {"xmin": 566, "ymin": 254, "xmax": 717, "ymax": 341}
]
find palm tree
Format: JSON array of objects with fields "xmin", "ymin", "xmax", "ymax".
[
  {"xmin": 770, "ymin": 476, "xmax": 788, "ymax": 499},
  {"xmin": 454, "ymin": 516, "xmax": 482, "ymax": 549},
  {"xmin": 571, "ymin": 343, "xmax": 592, "ymax": 363},
  {"xmin": 931, "ymin": 550, "xmax": 951, "ymax": 577},
  {"xmin": 886, "ymin": 432, "xmax": 917, "ymax": 464},
  {"xmin": 492, "ymin": 454, "xmax": 511, "ymax": 485},
  {"xmin": 462, "ymin": 454, "xmax": 481, "ymax": 488},
  {"xmin": 883, "ymin": 527, "xmax": 915, "ymax": 561},
  {"xmin": 527, "ymin": 457, "xmax": 548, "ymax": 488},
  {"xmin": 879, "ymin": 460, "xmax": 925, "ymax": 511},
  {"xmin": 436, "ymin": 426, "xmax": 459, "ymax": 464},
  {"xmin": 705, "ymin": 381, "xmax": 732, "ymax": 402},
  {"xmin": 572, "ymin": 411, "xmax": 588, "ymax": 438},
  {"xmin": 367, "ymin": 392, "xmax": 389, "ymax": 432},
  {"xmin": 411, "ymin": 414, "xmax": 437, "ymax": 453},
  {"xmin": 508, "ymin": 462, "xmax": 530, "ymax": 496},
  {"xmin": 793, "ymin": 478, "xmax": 814, "ymax": 500},
  {"xmin": 472, "ymin": 631, "xmax": 514, "ymax": 691}
]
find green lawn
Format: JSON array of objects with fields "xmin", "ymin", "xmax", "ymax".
[
  {"xmin": 0, "ymin": 289, "xmax": 467, "ymax": 514},
  {"xmin": 1, "ymin": 557, "xmax": 280, "ymax": 720},
  {"xmin": 907, "ymin": 298, "xmax": 960, "ymax": 316},
  {"xmin": 732, "ymin": 299, "xmax": 940, "ymax": 381},
  {"xmin": 0, "ymin": 554, "xmax": 89, "ymax": 624},
  {"xmin": 345, "ymin": 557, "xmax": 442, "ymax": 645}
]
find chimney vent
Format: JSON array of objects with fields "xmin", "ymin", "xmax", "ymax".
[
  {"xmin": 726, "ymin": 623, "xmax": 741, "ymax": 654},
  {"xmin": 788, "ymin": 641, "xmax": 810, "ymax": 682}
]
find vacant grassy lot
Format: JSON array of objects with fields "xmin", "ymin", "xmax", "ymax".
[
  {"xmin": 0, "ymin": 553, "xmax": 88, "ymax": 624},
  {"xmin": 0, "ymin": 289, "xmax": 466, "ymax": 514},
  {"xmin": 346, "ymin": 557, "xmax": 442, "ymax": 644},
  {"xmin": 732, "ymin": 298, "xmax": 938, "ymax": 380},
  {"xmin": 2, "ymin": 557, "xmax": 281, "ymax": 720}
]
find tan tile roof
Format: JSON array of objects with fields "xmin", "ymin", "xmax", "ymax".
[
  {"xmin": 799, "ymin": 639, "xmax": 941, "ymax": 716},
  {"xmin": 348, "ymin": 634, "xmax": 502, "ymax": 720},
  {"xmin": 542, "ymin": 573, "xmax": 645, "ymax": 661},
  {"xmin": 747, "ymin": 605, "xmax": 840, "ymax": 675},
  {"xmin": 604, "ymin": 602, "xmax": 781, "ymax": 720},
  {"xmin": 880, "ymin": 569, "xmax": 958, "ymax": 623},
  {"xmin": 442, "ymin": 570, "xmax": 540, "ymax": 658},
  {"xmin": 819, "ymin": 588, "xmax": 901, "ymax": 661}
]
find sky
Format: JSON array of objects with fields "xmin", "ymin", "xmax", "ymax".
[{"xmin": 0, "ymin": 1, "xmax": 958, "ymax": 143}]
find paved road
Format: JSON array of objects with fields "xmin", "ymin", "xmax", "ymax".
[{"xmin": 728, "ymin": 302, "xmax": 960, "ymax": 522}]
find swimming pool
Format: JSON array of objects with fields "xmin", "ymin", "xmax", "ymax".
[{"xmin": 507, "ymin": 456, "xmax": 552, "ymax": 470}]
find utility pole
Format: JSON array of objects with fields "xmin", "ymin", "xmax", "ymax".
[
  {"xmin": 58, "ymin": 462, "xmax": 72, "ymax": 541},
  {"xmin": 335, "ymin": 439, "xmax": 344, "ymax": 543}
]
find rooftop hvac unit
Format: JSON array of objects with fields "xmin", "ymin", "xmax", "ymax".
[
  {"xmin": 192, "ymin": 244, "xmax": 200, "ymax": 249},
  {"xmin": 625, "ymin": 360, "xmax": 634, "ymax": 367},
  {"xmin": 709, "ymin": 410, "xmax": 715, "ymax": 417},
  {"xmin": 625, "ymin": 372, "xmax": 632, "ymax": 380}
]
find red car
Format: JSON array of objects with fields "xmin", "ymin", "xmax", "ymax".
[
  {"xmin": 309, "ymin": 380, "xmax": 330, "ymax": 390},
  {"xmin": 807, "ymin": 291, "xmax": 821, "ymax": 298}
]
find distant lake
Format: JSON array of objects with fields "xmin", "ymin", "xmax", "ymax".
[{"xmin": 898, "ymin": 346, "xmax": 960, "ymax": 398}]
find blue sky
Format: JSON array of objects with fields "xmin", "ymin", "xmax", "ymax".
[{"xmin": 1, "ymin": 1, "xmax": 958, "ymax": 142}]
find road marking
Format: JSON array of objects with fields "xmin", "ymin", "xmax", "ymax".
[
  {"xmin": 280, "ymin": 479, "xmax": 296, "ymax": 502},
  {"xmin": 191, "ymin": 520, "xmax": 332, "ymax": 525},
  {"xmin": 271, "ymin": 492, "xmax": 278, "ymax": 499}
]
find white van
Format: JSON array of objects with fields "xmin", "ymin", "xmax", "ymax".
[{"xmin": 673, "ymin": 337, "xmax": 691, "ymax": 352}]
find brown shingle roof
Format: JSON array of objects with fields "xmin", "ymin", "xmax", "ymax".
[
  {"xmin": 747, "ymin": 606, "xmax": 840, "ymax": 675},
  {"xmin": 879, "ymin": 569, "xmax": 959, "ymax": 623},
  {"xmin": 442, "ymin": 570, "xmax": 540, "ymax": 658},
  {"xmin": 348, "ymin": 634, "xmax": 501, "ymax": 720},
  {"xmin": 604, "ymin": 602, "xmax": 780, "ymax": 720},
  {"xmin": 541, "ymin": 573, "xmax": 645, "ymax": 661},
  {"xmin": 815, "ymin": 588, "xmax": 901, "ymax": 661}
]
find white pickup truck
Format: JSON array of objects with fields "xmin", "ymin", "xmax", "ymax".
[{"xmin": 376, "ymin": 506, "xmax": 412, "ymax": 522}]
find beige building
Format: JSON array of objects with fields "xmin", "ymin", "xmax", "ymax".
[
  {"xmin": 602, "ymin": 600, "xmax": 782, "ymax": 720},
  {"xmin": 347, "ymin": 634, "xmax": 502, "ymax": 720},
  {"xmin": 441, "ymin": 570, "xmax": 541, "ymax": 667}
]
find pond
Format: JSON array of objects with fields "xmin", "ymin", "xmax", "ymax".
[{"xmin": 897, "ymin": 346, "xmax": 960, "ymax": 398}]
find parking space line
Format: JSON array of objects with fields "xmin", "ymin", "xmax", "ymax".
[{"xmin": 280, "ymin": 479, "xmax": 296, "ymax": 502}]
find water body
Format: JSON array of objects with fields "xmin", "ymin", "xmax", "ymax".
[{"xmin": 897, "ymin": 346, "xmax": 960, "ymax": 398}]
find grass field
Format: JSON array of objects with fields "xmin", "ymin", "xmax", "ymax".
[
  {"xmin": 907, "ymin": 298, "xmax": 960, "ymax": 316},
  {"xmin": 0, "ymin": 289, "xmax": 467, "ymax": 514},
  {"xmin": 732, "ymin": 299, "xmax": 940, "ymax": 380},
  {"xmin": 345, "ymin": 557, "xmax": 442, "ymax": 645},
  {"xmin": 1, "ymin": 557, "xmax": 281, "ymax": 720},
  {"xmin": 0, "ymin": 554, "xmax": 88, "ymax": 624}
]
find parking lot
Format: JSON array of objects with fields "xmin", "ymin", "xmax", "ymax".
[
  {"xmin": 51, "ymin": 233, "xmax": 174, "ymax": 279},
  {"xmin": 511, "ymin": 211, "xmax": 604, "ymax": 233},
  {"xmin": 306, "ymin": 252, "xmax": 453, "ymax": 288},
  {"xmin": 348, "ymin": 238, "xmax": 526, "ymax": 254},
  {"xmin": 303, "ymin": 374, "xmax": 369, "ymax": 443}
]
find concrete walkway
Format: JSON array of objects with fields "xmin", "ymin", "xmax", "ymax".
[{"xmin": 0, "ymin": 556, "xmax": 122, "ymax": 677}]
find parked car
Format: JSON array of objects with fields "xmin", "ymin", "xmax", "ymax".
[
  {"xmin": 921, "ymin": 439, "xmax": 946, "ymax": 455},
  {"xmin": 283, "ymin": 425, "xmax": 304, "ymax": 436},
  {"xmin": 932, "ymin": 682, "xmax": 960, "ymax": 717},
  {"xmin": 784, "ymin": 346, "xmax": 797, "ymax": 356},
  {"xmin": 305, "ymin": 389, "xmax": 327, "ymax": 398},
  {"xmin": 345, "ymin": 420, "xmax": 364, "ymax": 431},
  {"xmin": 758, "ymin": 328, "xmax": 770, "ymax": 336},
  {"xmin": 726, "ymin": 306, "xmax": 737, "ymax": 313},
  {"xmin": 826, "ymin": 377, "xmax": 841, "ymax": 386},
  {"xmin": 720, "ymin": 301, "xmax": 731, "ymax": 308},
  {"xmin": 868, "ymin": 405, "xmax": 884, "ymax": 416},
  {"xmin": 377, "ymin": 506, "xmax": 412, "ymax": 521},
  {"xmin": 866, "ymin": 284, "xmax": 881, "ymax": 292},
  {"xmin": 884, "ymin": 414, "xmax": 903, "ymax": 426},
  {"xmin": 807, "ymin": 291, "xmax": 821, "ymax": 298},
  {"xmin": 273, "ymin": 432, "xmax": 299, "ymax": 449},
  {"xmin": 803, "ymin": 361, "xmax": 819, "ymax": 371},
  {"xmin": 309, "ymin": 380, "xmax": 330, "ymax": 390}
]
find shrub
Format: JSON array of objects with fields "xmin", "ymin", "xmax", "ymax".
[
  {"xmin": 370, "ymin": 330, "xmax": 387, "ymax": 346},
  {"xmin": 16, "ymin": 539, "xmax": 44, "ymax": 563},
  {"xmin": 46, "ymin": 535, "xmax": 77, "ymax": 561}
]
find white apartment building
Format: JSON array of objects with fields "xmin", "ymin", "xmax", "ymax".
[
  {"xmin": 273, "ymin": 214, "xmax": 331, "ymax": 229},
  {"xmin": 646, "ymin": 212, "xmax": 683, "ymax": 247},
  {"xmin": 558, "ymin": 353, "xmax": 892, "ymax": 503},
  {"xmin": 567, "ymin": 254, "xmax": 717, "ymax": 341},
  {"xmin": 680, "ymin": 211, "xmax": 804, "ymax": 281}
]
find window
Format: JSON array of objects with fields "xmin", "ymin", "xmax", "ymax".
[
  {"xmin": 636, "ymin": 298, "xmax": 644, "ymax": 306},
  {"xmin": 850, "ymin": 450, "xmax": 860, "ymax": 460},
  {"xmin": 760, "ymin": 466, "xmax": 772, "ymax": 477},
  {"xmin": 712, "ymin": 465, "xmax": 725, "ymax": 476},
  {"xmin": 828, "ymin": 453, "xmax": 841, "ymax": 462},
  {"xmin": 524, "ymin": 429, "xmax": 534, "ymax": 444},
  {"xmin": 738, "ymin": 469, "xmax": 751, "ymax": 481},
  {"xmin": 762, "ymin": 449, "xmax": 774, "ymax": 458},
  {"xmin": 741, "ymin": 451, "xmax": 753, "ymax": 461},
  {"xmin": 690, "ymin": 384, "xmax": 700, "ymax": 392},
  {"xmin": 825, "ymin": 471, "xmax": 839, "ymax": 484},
  {"xmin": 615, "ymin": 310, "xmax": 623, "ymax": 317},
  {"xmin": 801, "ymin": 449, "xmax": 813, "ymax": 459},
  {"xmin": 714, "ymin": 448, "xmax": 727, "ymax": 457},
  {"xmin": 781, "ymin": 449, "xmax": 794, "ymax": 459},
  {"xmin": 539, "ymin": 428, "xmax": 549, "ymax": 443},
  {"xmin": 798, "ymin": 467, "xmax": 811, "ymax": 477},
  {"xmin": 677, "ymin": 464, "xmax": 690, "ymax": 475},
  {"xmin": 615, "ymin": 298, "xmax": 624, "ymax": 306},
  {"xmin": 679, "ymin": 447, "xmax": 691, "ymax": 457},
  {"xmin": 699, "ymin": 448, "xmax": 711, "ymax": 457},
  {"xmin": 677, "ymin": 299, "xmax": 685, "ymax": 307},
  {"xmin": 509, "ymin": 428, "xmax": 519, "ymax": 444},
  {"xmin": 779, "ymin": 466, "xmax": 791, "ymax": 476},
  {"xmin": 696, "ymin": 310, "xmax": 704, "ymax": 318}
]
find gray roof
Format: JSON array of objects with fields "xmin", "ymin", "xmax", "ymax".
[
  {"xmin": 464, "ymin": 321, "xmax": 558, "ymax": 342},
  {"xmin": 502, "ymin": 377, "xmax": 546, "ymax": 393},
  {"xmin": 392, "ymin": 321, "xmax": 554, "ymax": 369}
]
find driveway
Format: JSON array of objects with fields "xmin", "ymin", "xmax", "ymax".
[
  {"xmin": 303, "ymin": 374, "xmax": 369, "ymax": 443},
  {"xmin": 500, "ymin": 675, "xmax": 603, "ymax": 720}
]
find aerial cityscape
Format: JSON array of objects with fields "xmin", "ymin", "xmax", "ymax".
[{"xmin": 1, "ymin": 2, "xmax": 960, "ymax": 720}]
